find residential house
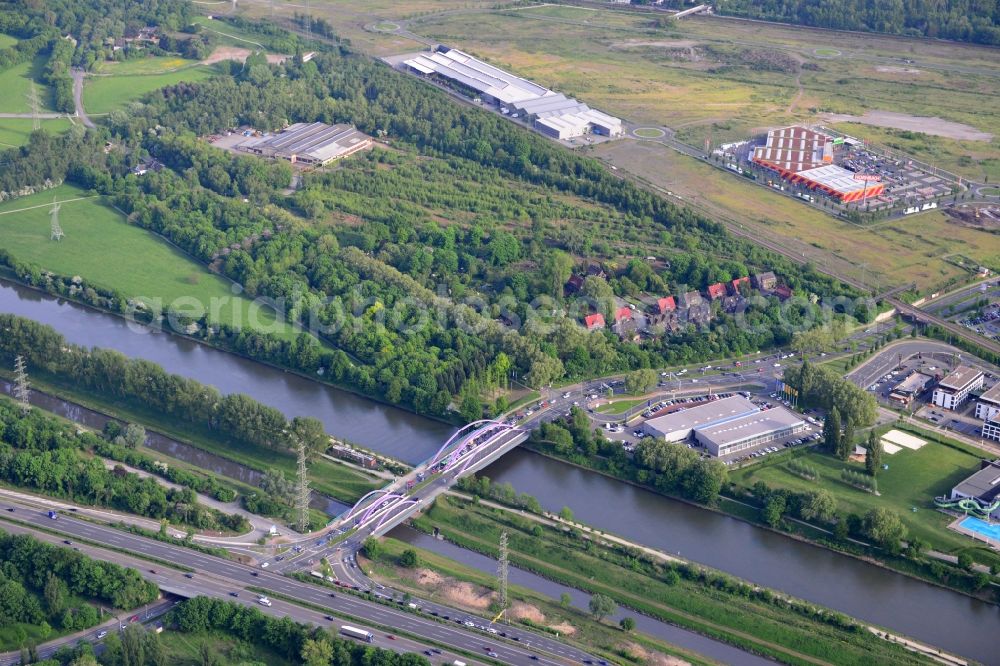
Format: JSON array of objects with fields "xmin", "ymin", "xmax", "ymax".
[
  {"xmin": 655, "ymin": 296, "xmax": 676, "ymax": 315},
  {"xmin": 730, "ymin": 277, "xmax": 750, "ymax": 295},
  {"xmin": 584, "ymin": 313, "xmax": 606, "ymax": 330},
  {"xmin": 678, "ymin": 291, "xmax": 703, "ymax": 309},
  {"xmin": 753, "ymin": 271, "xmax": 777, "ymax": 291},
  {"xmin": 706, "ymin": 283, "xmax": 726, "ymax": 300},
  {"xmin": 774, "ymin": 284, "xmax": 793, "ymax": 301},
  {"xmin": 564, "ymin": 274, "xmax": 584, "ymax": 296}
]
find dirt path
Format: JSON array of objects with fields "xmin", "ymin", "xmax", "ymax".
[
  {"xmin": 71, "ymin": 69, "xmax": 95, "ymax": 128},
  {"xmin": 786, "ymin": 70, "xmax": 803, "ymax": 114}
]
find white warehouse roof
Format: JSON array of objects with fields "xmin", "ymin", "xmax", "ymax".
[{"xmin": 404, "ymin": 47, "xmax": 622, "ymax": 137}]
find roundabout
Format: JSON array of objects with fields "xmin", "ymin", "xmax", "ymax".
[{"xmin": 633, "ymin": 127, "xmax": 666, "ymax": 139}]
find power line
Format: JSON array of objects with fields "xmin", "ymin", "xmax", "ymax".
[
  {"xmin": 496, "ymin": 529, "xmax": 509, "ymax": 623},
  {"xmin": 13, "ymin": 355, "xmax": 30, "ymax": 415},
  {"xmin": 296, "ymin": 436, "xmax": 310, "ymax": 533}
]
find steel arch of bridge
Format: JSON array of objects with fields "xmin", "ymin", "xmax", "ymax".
[
  {"xmin": 345, "ymin": 488, "xmax": 394, "ymax": 521},
  {"xmin": 446, "ymin": 424, "xmax": 521, "ymax": 475},
  {"xmin": 428, "ymin": 419, "xmax": 509, "ymax": 467},
  {"xmin": 356, "ymin": 493, "xmax": 405, "ymax": 525},
  {"xmin": 373, "ymin": 498, "xmax": 421, "ymax": 532}
]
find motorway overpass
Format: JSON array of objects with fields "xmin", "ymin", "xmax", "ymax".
[
  {"xmin": 0, "ymin": 500, "xmax": 597, "ymax": 666},
  {"xmin": 890, "ymin": 297, "xmax": 1000, "ymax": 357}
]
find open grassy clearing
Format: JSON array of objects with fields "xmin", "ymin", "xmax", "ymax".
[
  {"xmin": 730, "ymin": 428, "xmax": 998, "ymax": 565},
  {"xmin": 594, "ymin": 139, "xmax": 1000, "ymax": 294},
  {"xmin": 366, "ymin": 537, "xmax": 713, "ymax": 666},
  {"xmin": 0, "ymin": 56, "xmax": 55, "ymax": 114},
  {"xmin": 0, "ymin": 32, "xmax": 17, "ymax": 49},
  {"xmin": 157, "ymin": 629, "xmax": 295, "ymax": 666},
  {"xmin": 191, "ymin": 15, "xmax": 269, "ymax": 48},
  {"xmin": 82, "ymin": 65, "xmax": 216, "ymax": 114},
  {"xmin": 92, "ymin": 55, "xmax": 202, "ymax": 76},
  {"xmin": 414, "ymin": 495, "xmax": 934, "ymax": 666},
  {"xmin": 394, "ymin": 7, "xmax": 1000, "ymax": 182},
  {"xmin": 225, "ymin": 0, "xmax": 497, "ymax": 56},
  {"xmin": 0, "ymin": 184, "xmax": 297, "ymax": 339},
  {"xmin": 595, "ymin": 397, "xmax": 648, "ymax": 414},
  {"xmin": 0, "ymin": 117, "xmax": 73, "ymax": 148}
]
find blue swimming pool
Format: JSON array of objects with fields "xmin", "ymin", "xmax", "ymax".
[{"xmin": 960, "ymin": 516, "xmax": 1000, "ymax": 540}]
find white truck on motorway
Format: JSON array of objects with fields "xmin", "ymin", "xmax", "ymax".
[
  {"xmin": 340, "ymin": 625, "xmax": 374, "ymax": 643},
  {"xmin": 257, "ymin": 596, "xmax": 272, "ymax": 607}
]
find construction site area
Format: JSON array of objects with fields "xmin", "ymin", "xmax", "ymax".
[{"xmin": 714, "ymin": 125, "xmax": 959, "ymax": 212}]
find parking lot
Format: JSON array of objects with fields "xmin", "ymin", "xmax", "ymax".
[{"xmin": 592, "ymin": 390, "xmax": 823, "ymax": 466}]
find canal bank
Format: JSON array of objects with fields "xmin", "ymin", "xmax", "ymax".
[{"xmin": 1, "ymin": 278, "xmax": 995, "ymax": 664}]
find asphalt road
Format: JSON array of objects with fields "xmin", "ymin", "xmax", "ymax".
[{"xmin": 0, "ymin": 501, "xmax": 596, "ymax": 666}]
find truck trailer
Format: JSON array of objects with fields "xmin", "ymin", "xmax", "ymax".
[{"xmin": 340, "ymin": 625, "xmax": 374, "ymax": 643}]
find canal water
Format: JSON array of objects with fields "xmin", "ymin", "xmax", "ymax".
[
  {"xmin": 389, "ymin": 526, "xmax": 773, "ymax": 666},
  {"xmin": 2, "ymin": 278, "xmax": 996, "ymax": 664},
  {"xmin": 0, "ymin": 377, "xmax": 351, "ymax": 517},
  {"xmin": 0, "ymin": 279, "xmax": 451, "ymax": 464}
]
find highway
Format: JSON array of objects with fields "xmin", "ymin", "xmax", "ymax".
[{"xmin": 0, "ymin": 498, "xmax": 598, "ymax": 666}]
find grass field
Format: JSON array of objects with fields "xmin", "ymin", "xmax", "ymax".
[
  {"xmin": 92, "ymin": 55, "xmax": 202, "ymax": 76},
  {"xmin": 0, "ymin": 117, "xmax": 73, "ymax": 148},
  {"xmin": 415, "ymin": 496, "xmax": 933, "ymax": 666},
  {"xmin": 0, "ymin": 56, "xmax": 54, "ymax": 114},
  {"xmin": 594, "ymin": 139, "xmax": 1000, "ymax": 293},
  {"xmin": 0, "ymin": 184, "xmax": 297, "ymax": 338},
  {"xmin": 366, "ymin": 536, "xmax": 712, "ymax": 666},
  {"xmin": 0, "ymin": 32, "xmax": 17, "ymax": 49},
  {"xmin": 595, "ymin": 397, "xmax": 648, "ymax": 414},
  {"xmin": 384, "ymin": 6, "xmax": 1000, "ymax": 183},
  {"xmin": 731, "ymin": 429, "xmax": 997, "ymax": 562},
  {"xmin": 82, "ymin": 64, "xmax": 216, "ymax": 114},
  {"xmin": 158, "ymin": 629, "xmax": 295, "ymax": 665}
]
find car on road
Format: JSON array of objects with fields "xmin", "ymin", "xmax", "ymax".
[
  {"xmin": 96, "ymin": 631, "xmax": 108, "ymax": 639},
  {"xmin": 63, "ymin": 540, "xmax": 72, "ymax": 545},
  {"xmin": 325, "ymin": 615, "xmax": 334, "ymax": 621},
  {"xmin": 183, "ymin": 573, "xmax": 194, "ymax": 579},
  {"xmin": 386, "ymin": 634, "xmax": 396, "ymax": 640},
  {"xmin": 257, "ymin": 596, "xmax": 272, "ymax": 607}
]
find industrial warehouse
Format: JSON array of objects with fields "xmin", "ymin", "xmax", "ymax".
[
  {"xmin": 640, "ymin": 395, "xmax": 806, "ymax": 457},
  {"xmin": 398, "ymin": 46, "xmax": 623, "ymax": 140},
  {"xmin": 750, "ymin": 126, "xmax": 884, "ymax": 203},
  {"xmin": 235, "ymin": 122, "xmax": 372, "ymax": 166}
]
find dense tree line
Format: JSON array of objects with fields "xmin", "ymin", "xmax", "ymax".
[
  {"xmin": 0, "ymin": 400, "xmax": 247, "ymax": 532},
  {"xmin": 1, "ymin": 0, "xmax": 194, "ymax": 70},
  {"xmin": 0, "ymin": 530, "xmax": 158, "ymax": 629},
  {"xmin": 168, "ymin": 596, "xmax": 429, "ymax": 666},
  {"xmin": 41, "ymin": 37, "xmax": 77, "ymax": 114},
  {"xmin": 0, "ymin": 313, "xmax": 321, "ymax": 452},
  {"xmin": 715, "ymin": 0, "xmax": 1000, "ymax": 46},
  {"xmin": 783, "ymin": 359, "xmax": 877, "ymax": 427},
  {"xmin": 530, "ymin": 407, "xmax": 728, "ymax": 504},
  {"xmin": 0, "ymin": 13, "xmax": 858, "ymax": 420}
]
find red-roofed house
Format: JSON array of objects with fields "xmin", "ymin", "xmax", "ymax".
[
  {"xmin": 584, "ymin": 313, "xmax": 605, "ymax": 330},
  {"xmin": 564, "ymin": 274, "xmax": 585, "ymax": 296},
  {"xmin": 656, "ymin": 296, "xmax": 676, "ymax": 314},
  {"xmin": 774, "ymin": 284, "xmax": 793, "ymax": 301},
  {"xmin": 615, "ymin": 306, "xmax": 633, "ymax": 323},
  {"xmin": 730, "ymin": 277, "xmax": 750, "ymax": 295},
  {"xmin": 706, "ymin": 283, "xmax": 726, "ymax": 300}
]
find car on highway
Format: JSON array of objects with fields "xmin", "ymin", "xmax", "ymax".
[
  {"xmin": 96, "ymin": 630, "xmax": 108, "ymax": 639},
  {"xmin": 258, "ymin": 596, "xmax": 272, "ymax": 607},
  {"xmin": 386, "ymin": 634, "xmax": 396, "ymax": 640},
  {"xmin": 183, "ymin": 573, "xmax": 194, "ymax": 579},
  {"xmin": 229, "ymin": 592, "xmax": 239, "ymax": 597}
]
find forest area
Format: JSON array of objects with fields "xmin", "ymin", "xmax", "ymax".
[
  {"xmin": 0, "ymin": 0, "xmax": 862, "ymax": 421},
  {"xmin": 715, "ymin": 0, "xmax": 1000, "ymax": 46}
]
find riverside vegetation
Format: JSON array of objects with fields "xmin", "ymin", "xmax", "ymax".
[
  {"xmin": 0, "ymin": 1, "xmax": 863, "ymax": 425},
  {"xmin": 411, "ymin": 495, "xmax": 933, "ymax": 666}
]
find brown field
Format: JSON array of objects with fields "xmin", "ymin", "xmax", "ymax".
[{"xmin": 597, "ymin": 139, "xmax": 1000, "ymax": 294}]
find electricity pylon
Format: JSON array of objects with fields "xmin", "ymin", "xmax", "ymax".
[
  {"xmin": 296, "ymin": 437, "xmax": 310, "ymax": 532},
  {"xmin": 50, "ymin": 197, "xmax": 64, "ymax": 241},
  {"xmin": 13, "ymin": 355, "xmax": 30, "ymax": 415},
  {"xmin": 26, "ymin": 83, "xmax": 40, "ymax": 131},
  {"xmin": 495, "ymin": 530, "xmax": 509, "ymax": 623}
]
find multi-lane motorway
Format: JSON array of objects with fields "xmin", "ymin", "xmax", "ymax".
[{"xmin": 0, "ymin": 497, "xmax": 599, "ymax": 666}]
